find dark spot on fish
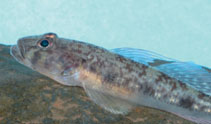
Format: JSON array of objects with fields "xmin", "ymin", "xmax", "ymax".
[
  {"xmin": 103, "ymin": 73, "xmax": 117, "ymax": 83},
  {"xmin": 115, "ymin": 55, "xmax": 125, "ymax": 63},
  {"xmin": 59, "ymin": 53, "xmax": 74, "ymax": 64},
  {"xmin": 31, "ymin": 51, "xmax": 41, "ymax": 65},
  {"xmin": 179, "ymin": 81, "xmax": 187, "ymax": 90},
  {"xmin": 89, "ymin": 64, "xmax": 97, "ymax": 73},
  {"xmin": 162, "ymin": 73, "xmax": 171, "ymax": 81},
  {"xmin": 137, "ymin": 84, "xmax": 143, "ymax": 91},
  {"xmin": 143, "ymin": 84, "xmax": 154, "ymax": 95},
  {"xmin": 198, "ymin": 93, "xmax": 206, "ymax": 99},
  {"xmin": 148, "ymin": 59, "xmax": 174, "ymax": 67},
  {"xmin": 155, "ymin": 76, "xmax": 162, "ymax": 83},
  {"xmin": 81, "ymin": 59, "xmax": 86, "ymax": 64},
  {"xmin": 138, "ymin": 67, "xmax": 147, "ymax": 77},
  {"xmin": 179, "ymin": 97, "xmax": 194, "ymax": 109},
  {"xmin": 171, "ymin": 83, "xmax": 177, "ymax": 91},
  {"xmin": 150, "ymin": 89, "xmax": 155, "ymax": 96},
  {"xmin": 134, "ymin": 63, "xmax": 140, "ymax": 68},
  {"xmin": 155, "ymin": 73, "xmax": 171, "ymax": 84},
  {"xmin": 126, "ymin": 63, "xmax": 133, "ymax": 72},
  {"xmin": 77, "ymin": 44, "xmax": 83, "ymax": 49}
]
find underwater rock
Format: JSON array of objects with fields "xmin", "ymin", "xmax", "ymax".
[{"xmin": 0, "ymin": 44, "xmax": 194, "ymax": 124}]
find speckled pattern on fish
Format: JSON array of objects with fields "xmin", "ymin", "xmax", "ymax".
[{"xmin": 10, "ymin": 33, "xmax": 211, "ymax": 124}]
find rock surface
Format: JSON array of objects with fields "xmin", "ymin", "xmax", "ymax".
[{"xmin": 0, "ymin": 44, "xmax": 194, "ymax": 124}]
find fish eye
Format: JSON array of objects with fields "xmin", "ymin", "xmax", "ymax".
[{"xmin": 39, "ymin": 40, "xmax": 49, "ymax": 48}]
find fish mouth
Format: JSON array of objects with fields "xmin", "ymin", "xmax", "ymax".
[{"xmin": 10, "ymin": 44, "xmax": 25, "ymax": 64}]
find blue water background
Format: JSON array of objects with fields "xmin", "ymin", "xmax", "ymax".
[{"xmin": 0, "ymin": 0, "xmax": 211, "ymax": 67}]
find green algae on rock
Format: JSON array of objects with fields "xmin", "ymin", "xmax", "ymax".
[{"xmin": 0, "ymin": 44, "xmax": 194, "ymax": 124}]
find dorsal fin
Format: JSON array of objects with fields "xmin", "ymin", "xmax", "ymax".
[
  {"xmin": 111, "ymin": 48, "xmax": 176, "ymax": 66},
  {"xmin": 155, "ymin": 62, "xmax": 211, "ymax": 95},
  {"xmin": 111, "ymin": 48, "xmax": 211, "ymax": 96}
]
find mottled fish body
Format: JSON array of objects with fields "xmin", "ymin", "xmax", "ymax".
[{"xmin": 10, "ymin": 33, "xmax": 211, "ymax": 124}]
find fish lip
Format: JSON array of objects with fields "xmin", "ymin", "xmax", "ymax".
[{"xmin": 10, "ymin": 45, "xmax": 24, "ymax": 64}]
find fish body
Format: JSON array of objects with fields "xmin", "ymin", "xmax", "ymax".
[{"xmin": 10, "ymin": 33, "xmax": 211, "ymax": 124}]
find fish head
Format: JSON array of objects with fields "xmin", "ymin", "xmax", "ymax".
[{"xmin": 10, "ymin": 33, "xmax": 82, "ymax": 84}]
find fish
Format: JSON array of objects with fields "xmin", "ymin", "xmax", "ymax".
[{"xmin": 10, "ymin": 33, "xmax": 211, "ymax": 124}]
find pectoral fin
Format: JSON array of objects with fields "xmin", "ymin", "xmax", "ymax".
[{"xmin": 83, "ymin": 85, "xmax": 134, "ymax": 114}]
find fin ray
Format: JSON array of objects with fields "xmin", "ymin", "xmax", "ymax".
[
  {"xmin": 111, "ymin": 48, "xmax": 176, "ymax": 66},
  {"xmin": 82, "ymin": 83, "xmax": 133, "ymax": 114},
  {"xmin": 111, "ymin": 48, "xmax": 211, "ymax": 96},
  {"xmin": 155, "ymin": 62, "xmax": 211, "ymax": 95}
]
